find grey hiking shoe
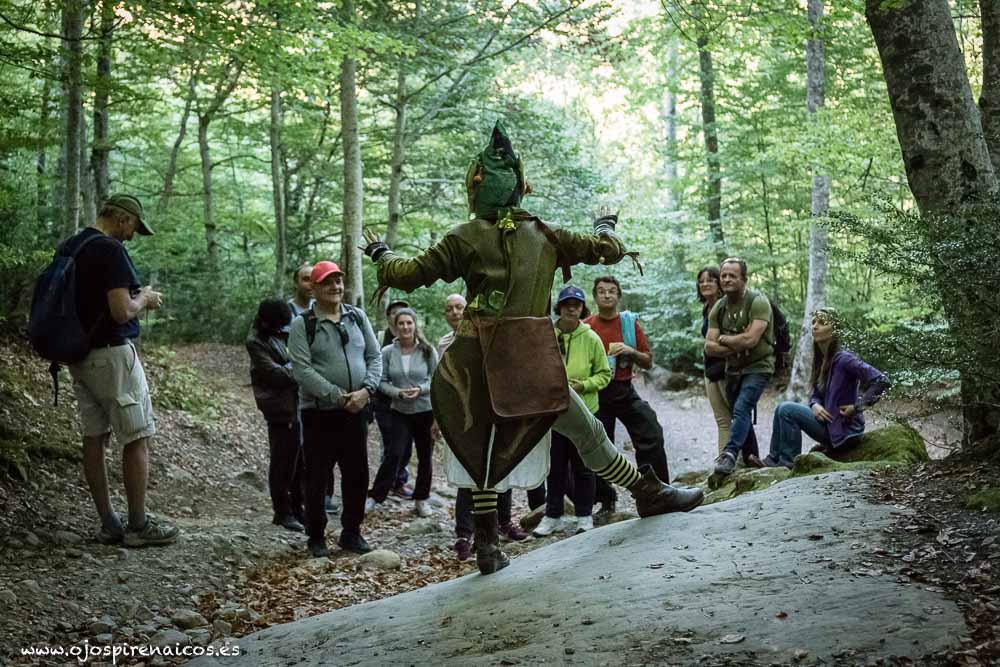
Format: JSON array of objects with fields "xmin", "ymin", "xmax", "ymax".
[
  {"xmin": 96, "ymin": 512, "xmax": 125, "ymax": 545},
  {"xmin": 714, "ymin": 451, "xmax": 737, "ymax": 476},
  {"xmin": 123, "ymin": 515, "xmax": 179, "ymax": 548}
]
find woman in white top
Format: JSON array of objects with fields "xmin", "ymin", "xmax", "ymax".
[{"xmin": 366, "ymin": 308, "xmax": 439, "ymax": 516}]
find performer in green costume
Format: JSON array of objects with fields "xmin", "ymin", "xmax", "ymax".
[{"xmin": 363, "ymin": 121, "xmax": 703, "ymax": 574}]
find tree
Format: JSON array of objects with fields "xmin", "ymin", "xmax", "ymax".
[
  {"xmin": 787, "ymin": 0, "xmax": 830, "ymax": 399},
  {"xmin": 866, "ymin": 0, "xmax": 1000, "ymax": 444},
  {"xmin": 340, "ymin": 0, "xmax": 365, "ymax": 306},
  {"xmin": 269, "ymin": 83, "xmax": 287, "ymax": 296},
  {"xmin": 60, "ymin": 0, "xmax": 83, "ymax": 239},
  {"xmin": 90, "ymin": 0, "xmax": 114, "ymax": 206}
]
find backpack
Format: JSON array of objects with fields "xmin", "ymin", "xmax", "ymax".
[
  {"xmin": 302, "ymin": 303, "xmax": 363, "ymax": 347},
  {"xmin": 770, "ymin": 302, "xmax": 791, "ymax": 371},
  {"xmin": 28, "ymin": 233, "xmax": 106, "ymax": 405}
]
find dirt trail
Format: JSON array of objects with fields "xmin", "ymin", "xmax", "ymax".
[{"xmin": 0, "ymin": 343, "xmax": 965, "ymax": 665}]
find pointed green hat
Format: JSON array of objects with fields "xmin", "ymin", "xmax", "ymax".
[{"xmin": 465, "ymin": 120, "xmax": 528, "ymax": 219}]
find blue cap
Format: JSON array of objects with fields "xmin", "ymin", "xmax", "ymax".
[{"xmin": 557, "ymin": 285, "xmax": 586, "ymax": 305}]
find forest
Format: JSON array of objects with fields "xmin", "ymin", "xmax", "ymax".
[{"xmin": 0, "ymin": 0, "xmax": 998, "ymax": 446}]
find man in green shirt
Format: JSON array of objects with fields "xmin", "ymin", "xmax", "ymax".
[{"xmin": 704, "ymin": 258, "xmax": 775, "ymax": 476}]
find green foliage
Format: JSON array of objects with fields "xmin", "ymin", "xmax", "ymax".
[{"xmin": 143, "ymin": 346, "xmax": 221, "ymax": 420}]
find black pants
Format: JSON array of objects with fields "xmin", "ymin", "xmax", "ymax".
[
  {"xmin": 375, "ymin": 397, "xmax": 411, "ymax": 487},
  {"xmin": 547, "ymin": 432, "xmax": 594, "ymax": 517},
  {"xmin": 594, "ymin": 380, "xmax": 670, "ymax": 506},
  {"xmin": 370, "ymin": 410, "xmax": 434, "ymax": 501},
  {"xmin": 455, "ymin": 488, "xmax": 515, "ymax": 538},
  {"xmin": 267, "ymin": 420, "xmax": 305, "ymax": 517},
  {"xmin": 526, "ymin": 485, "xmax": 547, "ymax": 511},
  {"xmin": 301, "ymin": 408, "xmax": 369, "ymax": 542}
]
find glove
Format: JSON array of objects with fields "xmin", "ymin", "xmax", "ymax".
[
  {"xmin": 360, "ymin": 228, "xmax": 390, "ymax": 262},
  {"xmin": 593, "ymin": 213, "xmax": 618, "ymax": 236}
]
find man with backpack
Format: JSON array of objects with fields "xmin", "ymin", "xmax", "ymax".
[
  {"xmin": 38, "ymin": 194, "xmax": 179, "ymax": 547},
  {"xmin": 705, "ymin": 257, "xmax": 777, "ymax": 476},
  {"xmin": 287, "ymin": 260, "xmax": 382, "ymax": 558},
  {"xmin": 585, "ymin": 275, "xmax": 672, "ymax": 516}
]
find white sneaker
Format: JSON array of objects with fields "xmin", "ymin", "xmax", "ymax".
[
  {"xmin": 575, "ymin": 516, "xmax": 594, "ymax": 533},
  {"xmin": 414, "ymin": 500, "xmax": 432, "ymax": 517},
  {"xmin": 559, "ymin": 516, "xmax": 578, "ymax": 533},
  {"xmin": 364, "ymin": 497, "xmax": 378, "ymax": 513},
  {"xmin": 533, "ymin": 515, "xmax": 562, "ymax": 537}
]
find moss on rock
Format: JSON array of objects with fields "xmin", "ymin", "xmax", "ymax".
[
  {"xmin": 703, "ymin": 466, "xmax": 792, "ymax": 505},
  {"xmin": 965, "ymin": 486, "xmax": 1000, "ymax": 512},
  {"xmin": 790, "ymin": 451, "xmax": 900, "ymax": 477},
  {"xmin": 833, "ymin": 424, "xmax": 929, "ymax": 465}
]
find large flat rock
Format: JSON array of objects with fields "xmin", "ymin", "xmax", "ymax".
[{"xmin": 191, "ymin": 472, "xmax": 964, "ymax": 666}]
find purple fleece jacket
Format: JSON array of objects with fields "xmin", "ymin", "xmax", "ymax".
[{"xmin": 809, "ymin": 350, "xmax": 890, "ymax": 447}]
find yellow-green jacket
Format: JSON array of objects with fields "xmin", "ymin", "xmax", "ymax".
[{"xmin": 556, "ymin": 321, "xmax": 611, "ymax": 414}]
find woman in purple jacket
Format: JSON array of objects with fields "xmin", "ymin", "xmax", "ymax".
[{"xmin": 765, "ymin": 308, "xmax": 890, "ymax": 468}]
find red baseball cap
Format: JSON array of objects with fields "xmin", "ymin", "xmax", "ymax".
[{"xmin": 310, "ymin": 261, "xmax": 343, "ymax": 284}]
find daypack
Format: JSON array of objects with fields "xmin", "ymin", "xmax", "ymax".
[
  {"xmin": 28, "ymin": 233, "xmax": 106, "ymax": 405},
  {"xmin": 302, "ymin": 303, "xmax": 364, "ymax": 347}
]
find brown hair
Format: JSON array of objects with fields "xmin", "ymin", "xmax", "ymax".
[
  {"xmin": 720, "ymin": 257, "xmax": 748, "ymax": 280},
  {"xmin": 696, "ymin": 266, "xmax": 721, "ymax": 307},
  {"xmin": 592, "ymin": 275, "xmax": 622, "ymax": 298},
  {"xmin": 393, "ymin": 308, "xmax": 434, "ymax": 365}
]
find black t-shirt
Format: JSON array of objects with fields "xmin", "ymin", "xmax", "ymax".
[{"xmin": 70, "ymin": 228, "xmax": 140, "ymax": 346}]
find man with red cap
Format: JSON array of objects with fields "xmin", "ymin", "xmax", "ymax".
[{"xmin": 288, "ymin": 261, "xmax": 382, "ymax": 557}]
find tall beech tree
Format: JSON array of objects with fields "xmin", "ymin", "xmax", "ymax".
[{"xmin": 866, "ymin": 0, "xmax": 1000, "ymax": 444}]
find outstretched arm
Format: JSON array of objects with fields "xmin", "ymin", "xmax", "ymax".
[{"xmin": 363, "ymin": 228, "xmax": 466, "ymax": 292}]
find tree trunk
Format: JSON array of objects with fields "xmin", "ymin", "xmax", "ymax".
[
  {"xmin": 159, "ymin": 72, "xmax": 197, "ymax": 213},
  {"xmin": 80, "ymin": 112, "xmax": 96, "ymax": 228},
  {"xmin": 787, "ymin": 0, "xmax": 831, "ymax": 400},
  {"xmin": 198, "ymin": 115, "xmax": 218, "ymax": 272},
  {"xmin": 340, "ymin": 0, "xmax": 365, "ymax": 307},
  {"xmin": 90, "ymin": 0, "xmax": 113, "ymax": 206},
  {"xmin": 980, "ymin": 0, "xmax": 1000, "ymax": 172},
  {"xmin": 662, "ymin": 36, "xmax": 679, "ymax": 210},
  {"xmin": 696, "ymin": 29, "xmax": 724, "ymax": 259},
  {"xmin": 867, "ymin": 0, "xmax": 1000, "ymax": 444},
  {"xmin": 387, "ymin": 69, "xmax": 407, "ymax": 248},
  {"xmin": 61, "ymin": 0, "xmax": 83, "ymax": 239},
  {"xmin": 270, "ymin": 85, "xmax": 287, "ymax": 297},
  {"xmin": 37, "ymin": 76, "xmax": 51, "ymax": 228}
]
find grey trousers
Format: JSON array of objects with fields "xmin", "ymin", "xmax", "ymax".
[{"xmin": 552, "ymin": 388, "xmax": 619, "ymax": 472}]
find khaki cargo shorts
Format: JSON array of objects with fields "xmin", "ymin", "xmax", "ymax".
[{"xmin": 69, "ymin": 342, "xmax": 156, "ymax": 444}]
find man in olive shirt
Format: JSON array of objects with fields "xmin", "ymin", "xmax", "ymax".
[{"xmin": 704, "ymin": 258, "xmax": 775, "ymax": 476}]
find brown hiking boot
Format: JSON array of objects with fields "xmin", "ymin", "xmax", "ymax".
[
  {"xmin": 628, "ymin": 465, "xmax": 704, "ymax": 518},
  {"xmin": 473, "ymin": 512, "xmax": 509, "ymax": 575}
]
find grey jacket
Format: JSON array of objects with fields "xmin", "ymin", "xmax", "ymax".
[
  {"xmin": 288, "ymin": 305, "xmax": 382, "ymax": 410},
  {"xmin": 379, "ymin": 341, "xmax": 438, "ymax": 414}
]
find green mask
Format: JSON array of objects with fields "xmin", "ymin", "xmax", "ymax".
[{"xmin": 465, "ymin": 120, "xmax": 527, "ymax": 220}]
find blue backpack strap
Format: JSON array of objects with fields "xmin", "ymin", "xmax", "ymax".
[{"xmin": 620, "ymin": 310, "xmax": 637, "ymax": 349}]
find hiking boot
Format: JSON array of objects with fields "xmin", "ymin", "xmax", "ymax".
[
  {"xmin": 454, "ymin": 537, "xmax": 473, "ymax": 561},
  {"xmin": 499, "ymin": 522, "xmax": 529, "ymax": 542},
  {"xmin": 761, "ymin": 454, "xmax": 782, "ymax": 468},
  {"xmin": 123, "ymin": 515, "xmax": 179, "ymax": 548},
  {"xmin": 745, "ymin": 454, "xmax": 765, "ymax": 469},
  {"xmin": 96, "ymin": 512, "xmax": 125, "ymax": 545},
  {"xmin": 473, "ymin": 512, "xmax": 509, "ymax": 575},
  {"xmin": 575, "ymin": 516, "xmax": 594, "ymax": 533},
  {"xmin": 713, "ymin": 451, "xmax": 737, "ymax": 476},
  {"xmin": 414, "ymin": 499, "xmax": 433, "ymax": 517},
  {"xmin": 532, "ymin": 515, "xmax": 563, "ymax": 537},
  {"xmin": 272, "ymin": 513, "xmax": 305, "ymax": 532},
  {"xmin": 338, "ymin": 532, "xmax": 372, "ymax": 555},
  {"xmin": 628, "ymin": 465, "xmax": 704, "ymax": 518},
  {"xmin": 307, "ymin": 539, "xmax": 330, "ymax": 558}
]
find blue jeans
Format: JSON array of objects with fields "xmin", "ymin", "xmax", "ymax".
[
  {"xmin": 723, "ymin": 373, "xmax": 770, "ymax": 457},
  {"xmin": 768, "ymin": 402, "xmax": 830, "ymax": 466}
]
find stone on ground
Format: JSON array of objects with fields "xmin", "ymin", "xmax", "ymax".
[
  {"xmin": 358, "ymin": 550, "xmax": 402, "ymax": 570},
  {"xmin": 188, "ymin": 472, "xmax": 965, "ymax": 667}
]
